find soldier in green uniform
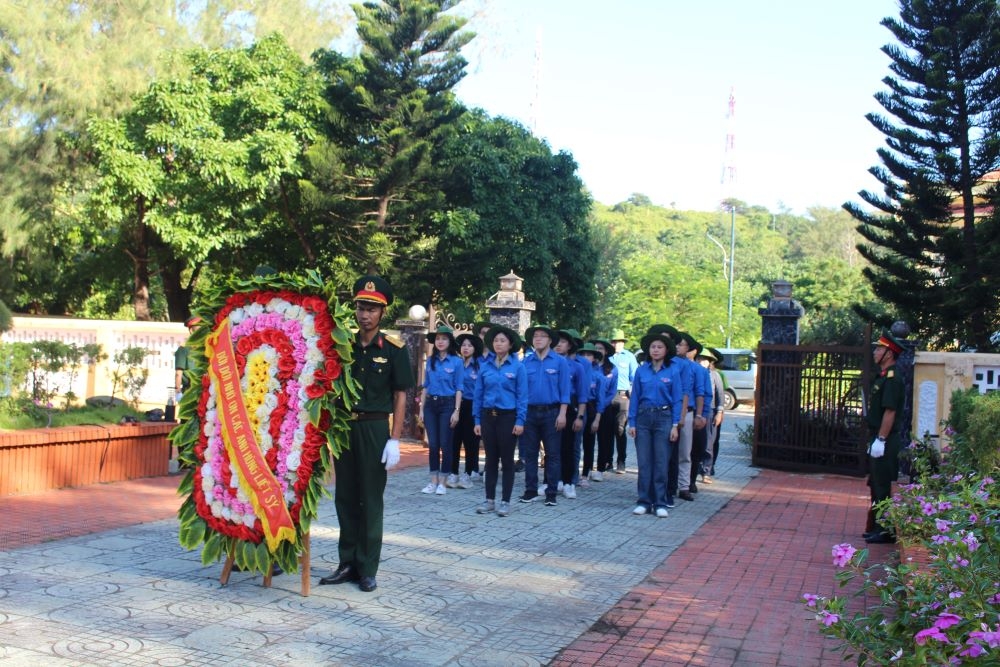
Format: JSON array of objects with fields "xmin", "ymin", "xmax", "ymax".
[
  {"xmin": 864, "ymin": 330, "xmax": 905, "ymax": 544},
  {"xmin": 319, "ymin": 275, "xmax": 414, "ymax": 592}
]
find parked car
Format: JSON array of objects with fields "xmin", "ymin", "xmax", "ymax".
[{"xmin": 715, "ymin": 348, "xmax": 756, "ymax": 410}]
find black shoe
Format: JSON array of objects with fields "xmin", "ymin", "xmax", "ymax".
[
  {"xmin": 358, "ymin": 576, "xmax": 377, "ymax": 592},
  {"xmin": 666, "ymin": 497, "xmax": 676, "ymax": 508},
  {"xmin": 319, "ymin": 563, "xmax": 360, "ymax": 585},
  {"xmin": 862, "ymin": 530, "xmax": 879, "ymax": 540},
  {"xmin": 690, "ymin": 483, "xmax": 698, "ymax": 493},
  {"xmin": 544, "ymin": 496, "xmax": 557, "ymax": 506},
  {"xmin": 679, "ymin": 490, "xmax": 694, "ymax": 502},
  {"xmin": 519, "ymin": 491, "xmax": 537, "ymax": 503},
  {"xmin": 271, "ymin": 563, "xmax": 283, "ymax": 577},
  {"xmin": 515, "ymin": 460, "xmax": 525, "ymax": 472},
  {"xmin": 865, "ymin": 531, "xmax": 896, "ymax": 544}
]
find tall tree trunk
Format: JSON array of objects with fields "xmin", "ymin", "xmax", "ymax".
[{"xmin": 131, "ymin": 197, "xmax": 152, "ymax": 321}]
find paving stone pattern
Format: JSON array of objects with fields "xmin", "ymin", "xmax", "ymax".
[{"xmin": 0, "ymin": 435, "xmax": 758, "ymax": 666}]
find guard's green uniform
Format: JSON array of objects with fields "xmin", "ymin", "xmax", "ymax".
[
  {"xmin": 333, "ymin": 330, "xmax": 413, "ymax": 577},
  {"xmin": 866, "ymin": 364, "xmax": 903, "ymax": 504}
]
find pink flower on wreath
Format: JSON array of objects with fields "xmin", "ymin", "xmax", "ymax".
[
  {"xmin": 914, "ymin": 626, "xmax": 950, "ymax": 645},
  {"xmin": 832, "ymin": 543, "xmax": 856, "ymax": 568}
]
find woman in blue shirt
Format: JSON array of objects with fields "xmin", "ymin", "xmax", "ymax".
[
  {"xmin": 451, "ymin": 332, "xmax": 483, "ymax": 487},
  {"xmin": 473, "ymin": 325, "xmax": 527, "ymax": 517},
  {"xmin": 420, "ymin": 326, "xmax": 464, "ymax": 495},
  {"xmin": 591, "ymin": 339, "xmax": 620, "ymax": 477},
  {"xmin": 628, "ymin": 331, "xmax": 683, "ymax": 517}
]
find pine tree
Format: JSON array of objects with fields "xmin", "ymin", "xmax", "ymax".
[
  {"xmin": 312, "ymin": 0, "xmax": 473, "ymax": 274},
  {"xmin": 845, "ymin": 0, "xmax": 1000, "ymax": 349}
]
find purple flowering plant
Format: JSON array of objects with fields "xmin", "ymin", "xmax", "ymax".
[{"xmin": 803, "ymin": 429, "xmax": 999, "ymax": 665}]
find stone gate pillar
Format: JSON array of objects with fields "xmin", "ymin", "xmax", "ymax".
[
  {"xmin": 758, "ymin": 280, "xmax": 804, "ymax": 345},
  {"xmin": 485, "ymin": 271, "xmax": 535, "ymax": 337},
  {"xmin": 395, "ymin": 308, "xmax": 429, "ymax": 442}
]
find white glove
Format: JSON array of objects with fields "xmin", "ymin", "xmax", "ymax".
[
  {"xmin": 381, "ymin": 438, "xmax": 401, "ymax": 470},
  {"xmin": 868, "ymin": 437, "xmax": 885, "ymax": 458}
]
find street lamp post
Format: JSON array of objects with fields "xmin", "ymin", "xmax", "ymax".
[{"xmin": 706, "ymin": 205, "xmax": 736, "ymax": 348}]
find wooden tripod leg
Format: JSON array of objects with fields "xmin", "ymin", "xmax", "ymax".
[
  {"xmin": 220, "ymin": 550, "xmax": 236, "ymax": 586},
  {"xmin": 263, "ymin": 564, "xmax": 273, "ymax": 588},
  {"xmin": 300, "ymin": 532, "xmax": 311, "ymax": 597}
]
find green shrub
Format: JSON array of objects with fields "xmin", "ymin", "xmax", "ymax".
[{"xmin": 945, "ymin": 388, "xmax": 1000, "ymax": 475}]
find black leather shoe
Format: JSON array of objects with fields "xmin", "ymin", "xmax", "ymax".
[
  {"xmin": 358, "ymin": 576, "xmax": 377, "ymax": 592},
  {"xmin": 271, "ymin": 563, "xmax": 283, "ymax": 577},
  {"xmin": 689, "ymin": 484, "xmax": 699, "ymax": 493},
  {"xmin": 319, "ymin": 563, "xmax": 359, "ymax": 585},
  {"xmin": 865, "ymin": 531, "xmax": 896, "ymax": 544},
  {"xmin": 679, "ymin": 490, "xmax": 695, "ymax": 502}
]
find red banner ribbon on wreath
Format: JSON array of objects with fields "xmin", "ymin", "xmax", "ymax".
[{"xmin": 206, "ymin": 319, "xmax": 296, "ymax": 552}]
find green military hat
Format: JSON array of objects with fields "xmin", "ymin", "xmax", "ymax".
[
  {"xmin": 474, "ymin": 321, "xmax": 493, "ymax": 335},
  {"xmin": 352, "ymin": 275, "xmax": 393, "ymax": 306},
  {"xmin": 590, "ymin": 338, "xmax": 615, "ymax": 360},
  {"xmin": 697, "ymin": 347, "xmax": 717, "ymax": 362},
  {"xmin": 525, "ymin": 324, "xmax": 559, "ymax": 345},
  {"xmin": 675, "ymin": 331, "xmax": 698, "ymax": 350},
  {"xmin": 558, "ymin": 328, "xmax": 584, "ymax": 351},
  {"xmin": 646, "ymin": 323, "xmax": 680, "ymax": 341},
  {"xmin": 426, "ymin": 325, "xmax": 456, "ymax": 346},
  {"xmin": 577, "ymin": 342, "xmax": 604, "ymax": 361},
  {"xmin": 610, "ymin": 328, "xmax": 627, "ymax": 342},
  {"xmin": 639, "ymin": 331, "xmax": 677, "ymax": 359},
  {"xmin": 484, "ymin": 324, "xmax": 522, "ymax": 353}
]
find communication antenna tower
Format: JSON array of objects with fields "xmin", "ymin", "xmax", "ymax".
[
  {"xmin": 721, "ymin": 86, "xmax": 737, "ymax": 201},
  {"xmin": 529, "ymin": 27, "xmax": 542, "ymax": 135}
]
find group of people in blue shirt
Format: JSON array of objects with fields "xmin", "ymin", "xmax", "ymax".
[{"xmin": 417, "ymin": 321, "xmax": 726, "ymax": 519}]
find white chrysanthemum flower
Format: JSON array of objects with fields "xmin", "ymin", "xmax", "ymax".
[
  {"xmin": 286, "ymin": 450, "xmax": 301, "ymax": 470},
  {"xmin": 284, "ymin": 489, "xmax": 297, "ymax": 504},
  {"xmin": 302, "ymin": 315, "xmax": 316, "ymax": 337},
  {"xmin": 245, "ymin": 303, "xmax": 264, "ymax": 317},
  {"xmin": 262, "ymin": 393, "xmax": 279, "ymax": 411},
  {"xmin": 211, "ymin": 500, "xmax": 223, "ymax": 517},
  {"xmin": 243, "ymin": 513, "xmax": 256, "ymax": 528},
  {"xmin": 268, "ymin": 298, "xmax": 288, "ymax": 314},
  {"xmin": 229, "ymin": 308, "xmax": 245, "ymax": 325},
  {"xmin": 258, "ymin": 433, "xmax": 273, "ymax": 450},
  {"xmin": 236, "ymin": 486, "xmax": 249, "ymax": 503},
  {"xmin": 285, "ymin": 305, "xmax": 303, "ymax": 320},
  {"xmin": 221, "ymin": 507, "xmax": 231, "ymax": 521}
]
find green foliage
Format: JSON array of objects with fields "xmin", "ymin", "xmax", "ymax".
[
  {"xmin": 803, "ymin": 390, "xmax": 1000, "ymax": 663},
  {"xmin": 107, "ymin": 347, "xmax": 151, "ymax": 408},
  {"xmin": 0, "ymin": 300, "xmax": 11, "ymax": 332},
  {"xmin": 0, "ymin": 398, "xmax": 143, "ymax": 430},
  {"xmin": 845, "ymin": 0, "xmax": 1000, "ymax": 350},
  {"xmin": 945, "ymin": 388, "xmax": 1000, "ymax": 475}
]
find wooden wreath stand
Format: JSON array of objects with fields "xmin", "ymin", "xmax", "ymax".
[{"xmin": 219, "ymin": 532, "xmax": 311, "ymax": 596}]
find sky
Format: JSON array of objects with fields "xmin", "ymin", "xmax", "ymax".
[{"xmin": 449, "ymin": 0, "xmax": 901, "ymax": 215}]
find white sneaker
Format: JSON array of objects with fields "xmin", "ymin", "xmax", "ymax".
[
  {"xmin": 557, "ymin": 481, "xmax": 564, "ymax": 492},
  {"xmin": 590, "ymin": 470, "xmax": 604, "ymax": 482},
  {"xmin": 445, "ymin": 474, "xmax": 459, "ymax": 488},
  {"xmin": 470, "ymin": 471, "xmax": 482, "ymax": 482},
  {"xmin": 421, "ymin": 482, "xmax": 436, "ymax": 494},
  {"xmin": 578, "ymin": 477, "xmax": 590, "ymax": 488},
  {"xmin": 632, "ymin": 505, "xmax": 647, "ymax": 515},
  {"xmin": 655, "ymin": 507, "xmax": 669, "ymax": 518},
  {"xmin": 435, "ymin": 484, "xmax": 447, "ymax": 495},
  {"xmin": 563, "ymin": 484, "xmax": 576, "ymax": 499},
  {"xmin": 457, "ymin": 473, "xmax": 472, "ymax": 489}
]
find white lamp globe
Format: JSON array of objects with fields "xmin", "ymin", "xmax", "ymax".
[{"xmin": 408, "ymin": 304, "xmax": 428, "ymax": 321}]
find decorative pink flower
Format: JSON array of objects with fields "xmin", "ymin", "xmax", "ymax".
[
  {"xmin": 914, "ymin": 626, "xmax": 950, "ymax": 645},
  {"xmin": 802, "ymin": 593, "xmax": 818, "ymax": 607},
  {"xmin": 820, "ymin": 611, "xmax": 839, "ymax": 626},
  {"xmin": 933, "ymin": 613, "xmax": 962, "ymax": 629},
  {"xmin": 832, "ymin": 543, "xmax": 856, "ymax": 568},
  {"xmin": 969, "ymin": 626, "xmax": 1000, "ymax": 648}
]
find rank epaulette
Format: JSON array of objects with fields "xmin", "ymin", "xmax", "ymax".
[{"xmin": 384, "ymin": 334, "xmax": 405, "ymax": 348}]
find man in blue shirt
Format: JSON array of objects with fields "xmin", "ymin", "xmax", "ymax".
[
  {"xmin": 519, "ymin": 324, "xmax": 571, "ymax": 506},
  {"xmin": 609, "ymin": 328, "xmax": 638, "ymax": 473}
]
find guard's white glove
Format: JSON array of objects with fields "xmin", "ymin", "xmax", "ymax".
[
  {"xmin": 868, "ymin": 437, "xmax": 885, "ymax": 458},
  {"xmin": 381, "ymin": 438, "xmax": 401, "ymax": 470}
]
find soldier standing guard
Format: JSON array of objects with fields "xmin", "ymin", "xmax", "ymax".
[
  {"xmin": 863, "ymin": 330, "xmax": 905, "ymax": 545},
  {"xmin": 319, "ymin": 275, "xmax": 414, "ymax": 591}
]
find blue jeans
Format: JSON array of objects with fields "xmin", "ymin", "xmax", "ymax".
[
  {"xmin": 521, "ymin": 405, "xmax": 561, "ymax": 499},
  {"xmin": 423, "ymin": 396, "xmax": 455, "ymax": 475},
  {"xmin": 634, "ymin": 407, "xmax": 672, "ymax": 510}
]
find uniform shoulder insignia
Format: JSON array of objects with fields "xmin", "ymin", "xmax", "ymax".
[
  {"xmin": 887, "ymin": 370, "xmax": 895, "ymax": 378},
  {"xmin": 384, "ymin": 334, "xmax": 405, "ymax": 348}
]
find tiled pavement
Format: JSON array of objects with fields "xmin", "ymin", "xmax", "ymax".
[{"xmin": 0, "ymin": 414, "xmax": 891, "ymax": 665}]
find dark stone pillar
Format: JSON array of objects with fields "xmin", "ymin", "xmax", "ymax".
[
  {"xmin": 485, "ymin": 271, "xmax": 535, "ymax": 337},
  {"xmin": 395, "ymin": 315, "xmax": 428, "ymax": 441},
  {"xmin": 758, "ymin": 280, "xmax": 804, "ymax": 346}
]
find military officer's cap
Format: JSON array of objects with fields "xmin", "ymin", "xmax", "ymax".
[
  {"xmin": 353, "ymin": 275, "xmax": 393, "ymax": 307},
  {"xmin": 875, "ymin": 330, "xmax": 905, "ymax": 355}
]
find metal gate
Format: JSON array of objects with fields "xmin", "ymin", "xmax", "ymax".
[{"xmin": 753, "ymin": 338, "xmax": 872, "ymax": 476}]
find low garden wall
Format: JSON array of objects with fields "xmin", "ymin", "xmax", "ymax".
[{"xmin": 0, "ymin": 422, "xmax": 175, "ymax": 495}]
